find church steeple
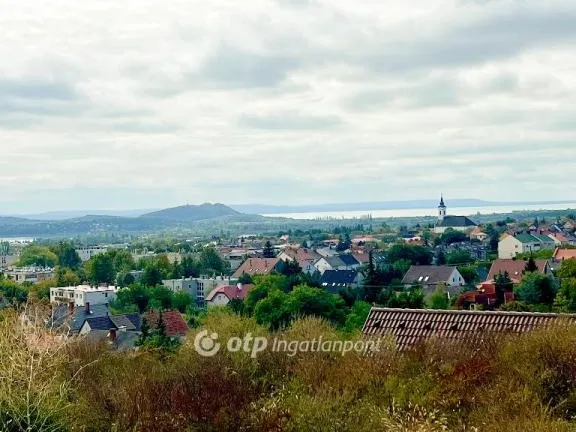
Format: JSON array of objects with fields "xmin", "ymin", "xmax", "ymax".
[{"xmin": 438, "ymin": 194, "xmax": 447, "ymax": 221}]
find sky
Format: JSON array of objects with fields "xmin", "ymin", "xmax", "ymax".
[{"xmin": 1, "ymin": 0, "xmax": 576, "ymax": 213}]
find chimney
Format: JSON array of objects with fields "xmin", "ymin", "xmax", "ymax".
[
  {"xmin": 108, "ymin": 328, "xmax": 117, "ymax": 342},
  {"xmin": 85, "ymin": 302, "xmax": 90, "ymax": 314},
  {"xmin": 237, "ymin": 282, "xmax": 242, "ymax": 291},
  {"xmin": 68, "ymin": 301, "xmax": 74, "ymax": 313}
]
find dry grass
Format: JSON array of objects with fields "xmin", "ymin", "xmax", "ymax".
[{"xmin": 3, "ymin": 307, "xmax": 576, "ymax": 431}]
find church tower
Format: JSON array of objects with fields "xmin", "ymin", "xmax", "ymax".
[{"xmin": 438, "ymin": 195, "xmax": 447, "ymax": 222}]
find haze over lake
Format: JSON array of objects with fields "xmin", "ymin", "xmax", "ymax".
[{"xmin": 263, "ymin": 202, "xmax": 576, "ymax": 220}]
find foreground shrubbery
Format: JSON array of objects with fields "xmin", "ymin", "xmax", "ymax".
[{"xmin": 3, "ymin": 307, "xmax": 576, "ymax": 431}]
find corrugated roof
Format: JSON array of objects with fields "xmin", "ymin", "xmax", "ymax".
[{"xmin": 362, "ymin": 308, "xmax": 576, "ymax": 350}]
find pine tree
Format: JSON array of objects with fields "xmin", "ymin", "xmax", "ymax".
[
  {"xmin": 525, "ymin": 256, "xmax": 538, "ymax": 273},
  {"xmin": 263, "ymin": 241, "xmax": 275, "ymax": 258},
  {"xmin": 137, "ymin": 317, "xmax": 151, "ymax": 346}
]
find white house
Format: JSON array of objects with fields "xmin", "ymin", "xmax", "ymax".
[
  {"xmin": 314, "ymin": 255, "xmax": 360, "ymax": 274},
  {"xmin": 433, "ymin": 196, "xmax": 478, "ymax": 234},
  {"xmin": 50, "ymin": 285, "xmax": 119, "ymax": 307},
  {"xmin": 498, "ymin": 233, "xmax": 556, "ymax": 259},
  {"xmin": 162, "ymin": 276, "xmax": 236, "ymax": 306},
  {"xmin": 205, "ymin": 283, "xmax": 253, "ymax": 307}
]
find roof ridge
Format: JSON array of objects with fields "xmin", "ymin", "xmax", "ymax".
[{"xmin": 368, "ymin": 307, "xmax": 576, "ymax": 318}]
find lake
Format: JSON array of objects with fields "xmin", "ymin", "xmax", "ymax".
[{"xmin": 263, "ymin": 202, "xmax": 576, "ymax": 220}]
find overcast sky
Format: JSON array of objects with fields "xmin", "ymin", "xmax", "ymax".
[{"xmin": 1, "ymin": 0, "xmax": 575, "ymax": 213}]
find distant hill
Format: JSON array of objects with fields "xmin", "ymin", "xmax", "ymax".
[{"xmin": 140, "ymin": 203, "xmax": 241, "ymax": 221}]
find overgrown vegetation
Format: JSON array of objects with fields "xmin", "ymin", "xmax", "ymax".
[{"xmin": 3, "ymin": 306, "xmax": 576, "ymax": 431}]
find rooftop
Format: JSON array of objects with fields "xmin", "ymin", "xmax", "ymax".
[{"xmin": 363, "ymin": 307, "xmax": 576, "ymax": 350}]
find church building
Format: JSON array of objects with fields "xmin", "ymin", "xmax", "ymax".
[{"xmin": 433, "ymin": 196, "xmax": 478, "ymax": 234}]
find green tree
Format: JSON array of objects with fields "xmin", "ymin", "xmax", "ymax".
[
  {"xmin": 458, "ymin": 265, "xmax": 479, "ymax": 285},
  {"xmin": 18, "ymin": 246, "xmax": 58, "ymax": 267},
  {"xmin": 428, "ymin": 285, "xmax": 450, "ymax": 310},
  {"xmin": 494, "ymin": 271, "xmax": 513, "ymax": 307},
  {"xmin": 142, "ymin": 266, "xmax": 163, "ymax": 287},
  {"xmin": 85, "ymin": 253, "xmax": 115, "ymax": 285},
  {"xmin": 199, "ymin": 247, "xmax": 229, "ymax": 275},
  {"xmin": 558, "ymin": 259, "xmax": 576, "ymax": 279},
  {"xmin": 343, "ymin": 301, "xmax": 372, "ymax": 332},
  {"xmin": 524, "ymin": 256, "xmax": 538, "ymax": 273},
  {"xmin": 263, "ymin": 241, "xmax": 275, "ymax": 258},
  {"xmin": 287, "ymin": 285, "xmax": 346, "ymax": 326},
  {"xmin": 55, "ymin": 266, "xmax": 81, "ymax": 287},
  {"xmin": 515, "ymin": 273, "xmax": 556, "ymax": 306},
  {"xmin": 387, "ymin": 244, "xmax": 433, "ymax": 266},
  {"xmin": 50, "ymin": 241, "xmax": 81, "ymax": 269},
  {"xmin": 254, "ymin": 289, "xmax": 292, "ymax": 330},
  {"xmin": 554, "ymin": 279, "xmax": 576, "ymax": 312},
  {"xmin": 227, "ymin": 297, "xmax": 246, "ymax": 316},
  {"xmin": 172, "ymin": 291, "xmax": 193, "ymax": 313},
  {"xmin": 447, "ymin": 250, "xmax": 473, "ymax": 265}
]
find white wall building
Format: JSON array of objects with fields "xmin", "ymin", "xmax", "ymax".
[
  {"xmin": 50, "ymin": 285, "xmax": 119, "ymax": 307},
  {"xmin": 162, "ymin": 276, "xmax": 236, "ymax": 306},
  {"xmin": 76, "ymin": 247, "xmax": 109, "ymax": 262}
]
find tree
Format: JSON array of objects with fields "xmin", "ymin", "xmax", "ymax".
[
  {"xmin": 554, "ymin": 279, "xmax": 576, "ymax": 312},
  {"xmin": 436, "ymin": 250, "xmax": 447, "ymax": 265},
  {"xmin": 343, "ymin": 301, "xmax": 372, "ymax": 332},
  {"xmin": 458, "ymin": 265, "xmax": 479, "ymax": 285},
  {"xmin": 199, "ymin": 247, "xmax": 229, "ymax": 275},
  {"xmin": 387, "ymin": 286, "xmax": 425, "ymax": 309},
  {"xmin": 440, "ymin": 229, "xmax": 468, "ymax": 245},
  {"xmin": 227, "ymin": 298, "xmax": 246, "ymax": 315},
  {"xmin": 51, "ymin": 241, "xmax": 81, "ymax": 269},
  {"xmin": 524, "ymin": 256, "xmax": 538, "ymax": 273},
  {"xmin": 263, "ymin": 241, "xmax": 275, "ymax": 258},
  {"xmin": 137, "ymin": 317, "xmax": 151, "ymax": 346},
  {"xmin": 85, "ymin": 253, "xmax": 115, "ymax": 285},
  {"xmin": 558, "ymin": 259, "xmax": 576, "ymax": 279},
  {"xmin": 447, "ymin": 250, "xmax": 473, "ymax": 265},
  {"xmin": 387, "ymin": 244, "xmax": 433, "ymax": 266},
  {"xmin": 515, "ymin": 273, "xmax": 556, "ymax": 306},
  {"xmin": 18, "ymin": 246, "xmax": 58, "ymax": 267},
  {"xmin": 253, "ymin": 289, "xmax": 292, "ymax": 330},
  {"xmin": 278, "ymin": 259, "xmax": 301, "ymax": 277},
  {"xmin": 494, "ymin": 271, "xmax": 513, "ymax": 307},
  {"xmin": 428, "ymin": 285, "xmax": 450, "ymax": 310},
  {"xmin": 172, "ymin": 291, "xmax": 193, "ymax": 313},
  {"xmin": 287, "ymin": 285, "xmax": 346, "ymax": 326},
  {"xmin": 55, "ymin": 266, "xmax": 81, "ymax": 287},
  {"xmin": 336, "ymin": 233, "xmax": 352, "ymax": 252},
  {"xmin": 142, "ymin": 266, "xmax": 163, "ymax": 287}
]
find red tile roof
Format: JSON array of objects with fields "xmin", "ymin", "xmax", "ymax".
[
  {"xmin": 352, "ymin": 252, "xmax": 371, "ymax": 264},
  {"xmin": 232, "ymin": 258, "xmax": 280, "ymax": 278},
  {"xmin": 279, "ymin": 247, "xmax": 321, "ymax": 266},
  {"xmin": 363, "ymin": 308, "xmax": 576, "ymax": 350},
  {"xmin": 205, "ymin": 284, "xmax": 254, "ymax": 302},
  {"xmin": 486, "ymin": 259, "xmax": 549, "ymax": 284},
  {"xmin": 142, "ymin": 310, "xmax": 188, "ymax": 337},
  {"xmin": 553, "ymin": 248, "xmax": 576, "ymax": 261}
]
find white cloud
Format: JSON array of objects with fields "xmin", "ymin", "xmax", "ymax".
[{"xmin": 0, "ymin": 0, "xmax": 575, "ymax": 212}]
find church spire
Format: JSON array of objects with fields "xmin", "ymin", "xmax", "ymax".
[
  {"xmin": 438, "ymin": 194, "xmax": 447, "ymax": 222},
  {"xmin": 439, "ymin": 194, "xmax": 445, "ymax": 208}
]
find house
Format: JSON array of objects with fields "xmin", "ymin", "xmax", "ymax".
[
  {"xmin": 433, "ymin": 197, "xmax": 478, "ymax": 234},
  {"xmin": 314, "ymin": 255, "xmax": 360, "ymax": 274},
  {"xmin": 455, "ymin": 282, "xmax": 514, "ymax": 310},
  {"xmin": 401, "ymin": 265, "xmax": 465, "ymax": 297},
  {"xmin": 469, "ymin": 227, "xmax": 489, "ymax": 242},
  {"xmin": 552, "ymin": 248, "xmax": 576, "ymax": 262},
  {"xmin": 162, "ymin": 276, "xmax": 236, "ymax": 307},
  {"xmin": 232, "ymin": 258, "xmax": 282, "ymax": 278},
  {"xmin": 50, "ymin": 285, "xmax": 119, "ymax": 307},
  {"xmin": 47, "ymin": 302, "xmax": 111, "ymax": 334},
  {"xmin": 320, "ymin": 270, "xmax": 362, "ymax": 294},
  {"xmin": 362, "ymin": 308, "xmax": 576, "ymax": 350},
  {"xmin": 205, "ymin": 283, "xmax": 254, "ymax": 306},
  {"xmin": 5, "ymin": 267, "xmax": 54, "ymax": 284},
  {"xmin": 486, "ymin": 259, "xmax": 550, "ymax": 284},
  {"xmin": 141, "ymin": 310, "xmax": 189, "ymax": 338},
  {"xmin": 277, "ymin": 247, "xmax": 321, "ymax": 274},
  {"xmin": 498, "ymin": 233, "xmax": 556, "ymax": 259},
  {"xmin": 0, "ymin": 254, "xmax": 18, "ymax": 270}
]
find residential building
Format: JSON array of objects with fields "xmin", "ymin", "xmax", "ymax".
[
  {"xmin": 47, "ymin": 302, "xmax": 111, "ymax": 334},
  {"xmin": 232, "ymin": 258, "xmax": 282, "ymax": 278},
  {"xmin": 206, "ymin": 283, "xmax": 254, "ymax": 306},
  {"xmin": 50, "ymin": 285, "xmax": 119, "ymax": 307},
  {"xmin": 433, "ymin": 196, "xmax": 478, "ymax": 234},
  {"xmin": 401, "ymin": 265, "xmax": 465, "ymax": 297},
  {"xmin": 5, "ymin": 267, "xmax": 54, "ymax": 284},
  {"xmin": 498, "ymin": 233, "xmax": 556, "ymax": 259},
  {"xmin": 486, "ymin": 259, "xmax": 550, "ymax": 284},
  {"xmin": 141, "ymin": 310, "xmax": 189, "ymax": 338},
  {"xmin": 277, "ymin": 247, "xmax": 321, "ymax": 274},
  {"xmin": 455, "ymin": 282, "xmax": 514, "ymax": 310},
  {"xmin": 162, "ymin": 276, "xmax": 236, "ymax": 307},
  {"xmin": 79, "ymin": 313, "xmax": 141, "ymax": 350},
  {"xmin": 76, "ymin": 246, "xmax": 108, "ymax": 262},
  {"xmin": 0, "ymin": 254, "xmax": 18, "ymax": 270},
  {"xmin": 469, "ymin": 227, "xmax": 489, "ymax": 242},
  {"xmin": 320, "ymin": 270, "xmax": 362, "ymax": 294},
  {"xmin": 314, "ymin": 255, "xmax": 360, "ymax": 274},
  {"xmin": 362, "ymin": 308, "xmax": 576, "ymax": 350}
]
